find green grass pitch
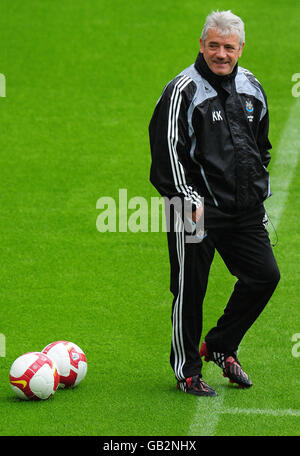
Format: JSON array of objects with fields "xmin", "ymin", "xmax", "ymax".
[{"xmin": 0, "ymin": 0, "xmax": 299, "ymax": 437}]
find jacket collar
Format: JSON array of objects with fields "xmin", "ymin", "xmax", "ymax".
[{"xmin": 194, "ymin": 52, "xmax": 238, "ymax": 91}]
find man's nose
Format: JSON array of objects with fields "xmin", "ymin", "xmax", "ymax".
[{"xmin": 215, "ymin": 46, "xmax": 227, "ymax": 59}]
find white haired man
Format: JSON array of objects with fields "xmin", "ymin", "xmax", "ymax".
[{"xmin": 149, "ymin": 11, "xmax": 280, "ymax": 396}]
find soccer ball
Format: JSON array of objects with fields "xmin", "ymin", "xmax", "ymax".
[
  {"xmin": 9, "ymin": 352, "xmax": 60, "ymax": 400},
  {"xmin": 42, "ymin": 341, "xmax": 87, "ymax": 388}
]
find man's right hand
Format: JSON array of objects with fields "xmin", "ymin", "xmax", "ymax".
[{"xmin": 192, "ymin": 205, "xmax": 203, "ymax": 223}]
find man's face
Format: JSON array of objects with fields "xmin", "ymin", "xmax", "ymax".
[{"xmin": 200, "ymin": 28, "xmax": 244, "ymax": 76}]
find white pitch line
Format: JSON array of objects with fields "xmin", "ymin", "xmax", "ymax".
[
  {"xmin": 189, "ymin": 96, "xmax": 300, "ymax": 436},
  {"xmin": 264, "ymin": 98, "xmax": 300, "ymax": 226},
  {"xmin": 220, "ymin": 408, "xmax": 300, "ymax": 417}
]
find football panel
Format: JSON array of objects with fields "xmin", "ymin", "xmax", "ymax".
[
  {"xmin": 67, "ymin": 342, "xmax": 84, "ymax": 354},
  {"xmin": 29, "ymin": 364, "xmax": 55, "ymax": 400},
  {"xmin": 59, "ymin": 368, "xmax": 78, "ymax": 387},
  {"xmin": 43, "ymin": 342, "xmax": 71, "ymax": 377},
  {"xmin": 74, "ymin": 361, "xmax": 88, "ymax": 386},
  {"xmin": 10, "ymin": 384, "xmax": 29, "ymax": 400},
  {"xmin": 9, "ymin": 353, "xmax": 39, "ymax": 378}
]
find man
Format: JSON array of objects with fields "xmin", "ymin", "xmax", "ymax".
[{"xmin": 149, "ymin": 10, "xmax": 280, "ymax": 396}]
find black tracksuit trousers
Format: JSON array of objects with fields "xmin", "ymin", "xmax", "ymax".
[{"xmin": 167, "ymin": 203, "xmax": 280, "ymax": 381}]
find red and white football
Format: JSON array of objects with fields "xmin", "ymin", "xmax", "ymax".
[
  {"xmin": 42, "ymin": 340, "xmax": 87, "ymax": 388},
  {"xmin": 9, "ymin": 352, "xmax": 60, "ymax": 400}
]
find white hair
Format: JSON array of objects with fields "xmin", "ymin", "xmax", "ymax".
[{"xmin": 201, "ymin": 10, "xmax": 245, "ymax": 47}]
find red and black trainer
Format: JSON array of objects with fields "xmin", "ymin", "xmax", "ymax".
[
  {"xmin": 177, "ymin": 375, "xmax": 218, "ymax": 396},
  {"xmin": 222, "ymin": 356, "xmax": 252, "ymax": 388},
  {"xmin": 200, "ymin": 341, "xmax": 252, "ymax": 388}
]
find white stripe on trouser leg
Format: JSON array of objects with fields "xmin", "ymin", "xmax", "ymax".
[
  {"xmin": 172, "ymin": 213, "xmax": 186, "ymax": 381},
  {"xmin": 172, "ymin": 214, "xmax": 182, "ymax": 378},
  {"xmin": 172, "ymin": 214, "xmax": 185, "ymax": 380}
]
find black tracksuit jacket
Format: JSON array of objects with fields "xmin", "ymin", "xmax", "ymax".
[{"xmin": 149, "ymin": 53, "xmax": 272, "ymax": 214}]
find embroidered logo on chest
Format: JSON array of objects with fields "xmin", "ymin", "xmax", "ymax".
[
  {"xmin": 245, "ymin": 98, "xmax": 254, "ymax": 112},
  {"xmin": 245, "ymin": 98, "xmax": 254, "ymax": 122}
]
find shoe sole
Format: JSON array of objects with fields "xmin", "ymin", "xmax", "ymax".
[
  {"xmin": 223, "ymin": 373, "xmax": 253, "ymax": 388},
  {"xmin": 177, "ymin": 382, "xmax": 218, "ymax": 397}
]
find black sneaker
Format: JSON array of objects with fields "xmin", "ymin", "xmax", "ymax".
[
  {"xmin": 200, "ymin": 341, "xmax": 252, "ymax": 388},
  {"xmin": 177, "ymin": 375, "xmax": 217, "ymax": 396}
]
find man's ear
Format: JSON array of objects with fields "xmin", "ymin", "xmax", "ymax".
[
  {"xmin": 199, "ymin": 38, "xmax": 205, "ymax": 54},
  {"xmin": 239, "ymin": 42, "xmax": 245, "ymax": 58}
]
